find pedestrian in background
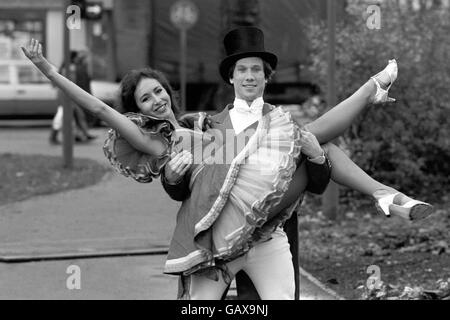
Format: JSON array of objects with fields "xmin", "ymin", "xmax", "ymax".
[{"xmin": 49, "ymin": 50, "xmax": 96, "ymax": 144}]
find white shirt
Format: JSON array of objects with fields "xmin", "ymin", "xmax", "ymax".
[{"xmin": 229, "ymin": 97, "xmax": 264, "ymax": 135}]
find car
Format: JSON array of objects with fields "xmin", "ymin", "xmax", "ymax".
[
  {"xmin": 91, "ymin": 80, "xmax": 120, "ymax": 109},
  {"xmin": 0, "ymin": 60, "xmax": 120, "ymax": 119}
]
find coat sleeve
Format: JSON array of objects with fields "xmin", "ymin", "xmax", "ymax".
[
  {"xmin": 159, "ymin": 112, "xmax": 204, "ymax": 201},
  {"xmin": 160, "ymin": 166, "xmax": 192, "ymax": 202},
  {"xmin": 305, "ymin": 155, "xmax": 332, "ymax": 195}
]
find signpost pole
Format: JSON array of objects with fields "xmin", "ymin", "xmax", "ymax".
[
  {"xmin": 170, "ymin": 0, "xmax": 199, "ymax": 112},
  {"xmin": 180, "ymin": 28, "xmax": 187, "ymax": 111},
  {"xmin": 63, "ymin": 0, "xmax": 73, "ymax": 169}
]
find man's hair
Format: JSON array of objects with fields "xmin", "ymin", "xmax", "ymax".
[{"xmin": 227, "ymin": 59, "xmax": 275, "ymax": 83}]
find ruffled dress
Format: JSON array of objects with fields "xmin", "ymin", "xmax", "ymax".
[
  {"xmin": 103, "ymin": 112, "xmax": 176, "ymax": 183},
  {"xmin": 208, "ymin": 106, "xmax": 303, "ymax": 262},
  {"xmin": 103, "ymin": 106, "xmax": 305, "ymax": 277}
]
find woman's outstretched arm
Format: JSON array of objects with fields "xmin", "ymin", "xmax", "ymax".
[{"xmin": 21, "ymin": 39, "xmax": 160, "ymax": 155}]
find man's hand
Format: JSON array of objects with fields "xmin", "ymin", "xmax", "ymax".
[
  {"xmin": 178, "ymin": 112, "xmax": 212, "ymax": 131},
  {"xmin": 197, "ymin": 112, "xmax": 213, "ymax": 131},
  {"xmin": 164, "ymin": 150, "xmax": 193, "ymax": 184},
  {"xmin": 299, "ymin": 129, "xmax": 324, "ymax": 159}
]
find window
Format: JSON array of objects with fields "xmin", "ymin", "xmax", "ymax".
[
  {"xmin": 0, "ymin": 65, "xmax": 9, "ymax": 83},
  {"xmin": 17, "ymin": 65, "xmax": 49, "ymax": 84},
  {"xmin": 0, "ymin": 18, "xmax": 44, "ymax": 60}
]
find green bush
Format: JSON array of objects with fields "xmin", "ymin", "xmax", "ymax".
[{"xmin": 304, "ymin": 0, "xmax": 450, "ymax": 201}]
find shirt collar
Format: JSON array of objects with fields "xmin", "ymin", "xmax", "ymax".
[{"xmin": 233, "ymin": 97, "xmax": 264, "ymax": 115}]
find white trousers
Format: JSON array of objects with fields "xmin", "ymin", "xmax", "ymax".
[
  {"xmin": 188, "ymin": 228, "xmax": 295, "ymax": 300},
  {"xmin": 52, "ymin": 106, "xmax": 64, "ymax": 130}
]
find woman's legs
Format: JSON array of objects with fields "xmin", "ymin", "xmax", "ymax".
[
  {"xmin": 268, "ymin": 161, "xmax": 308, "ymax": 218},
  {"xmin": 324, "ymin": 143, "xmax": 433, "ymax": 220},
  {"xmin": 305, "ymin": 60, "xmax": 396, "ymax": 144},
  {"xmin": 305, "ymin": 80, "xmax": 375, "ymax": 144},
  {"xmin": 324, "ymin": 143, "xmax": 396, "ymax": 196}
]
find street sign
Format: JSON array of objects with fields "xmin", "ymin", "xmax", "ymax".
[
  {"xmin": 85, "ymin": 2, "xmax": 103, "ymax": 20},
  {"xmin": 170, "ymin": 0, "xmax": 199, "ymax": 30},
  {"xmin": 170, "ymin": 0, "xmax": 199, "ymax": 111}
]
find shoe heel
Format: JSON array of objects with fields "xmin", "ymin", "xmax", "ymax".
[
  {"xmin": 375, "ymin": 201, "xmax": 391, "ymax": 218},
  {"xmin": 370, "ymin": 59, "xmax": 397, "ymax": 103},
  {"xmin": 375, "ymin": 192, "xmax": 398, "ymax": 217}
]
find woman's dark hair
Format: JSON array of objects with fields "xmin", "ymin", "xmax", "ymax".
[
  {"xmin": 119, "ymin": 68, "xmax": 180, "ymax": 118},
  {"xmin": 227, "ymin": 59, "xmax": 275, "ymax": 82}
]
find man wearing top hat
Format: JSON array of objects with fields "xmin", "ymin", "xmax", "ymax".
[{"xmin": 162, "ymin": 26, "xmax": 331, "ymax": 299}]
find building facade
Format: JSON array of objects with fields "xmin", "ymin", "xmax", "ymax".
[
  {"xmin": 0, "ymin": 0, "xmax": 115, "ymax": 80},
  {"xmin": 0, "ymin": 0, "xmax": 346, "ymax": 110}
]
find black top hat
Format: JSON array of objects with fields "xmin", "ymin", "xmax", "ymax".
[{"xmin": 219, "ymin": 26, "xmax": 278, "ymax": 84}]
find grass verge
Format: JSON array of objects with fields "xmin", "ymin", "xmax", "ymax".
[{"xmin": 0, "ymin": 153, "xmax": 110, "ymax": 206}]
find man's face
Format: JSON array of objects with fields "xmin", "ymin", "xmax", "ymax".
[{"xmin": 231, "ymin": 57, "xmax": 266, "ymax": 103}]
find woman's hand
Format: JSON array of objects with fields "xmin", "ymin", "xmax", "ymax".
[
  {"xmin": 21, "ymin": 39, "xmax": 54, "ymax": 75},
  {"xmin": 21, "ymin": 39, "xmax": 45, "ymax": 64},
  {"xmin": 299, "ymin": 130, "xmax": 324, "ymax": 159},
  {"xmin": 164, "ymin": 150, "xmax": 193, "ymax": 184}
]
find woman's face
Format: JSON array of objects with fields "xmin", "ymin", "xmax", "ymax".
[{"xmin": 134, "ymin": 77, "xmax": 173, "ymax": 118}]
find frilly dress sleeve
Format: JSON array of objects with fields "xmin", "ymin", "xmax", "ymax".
[{"xmin": 102, "ymin": 112, "xmax": 175, "ymax": 183}]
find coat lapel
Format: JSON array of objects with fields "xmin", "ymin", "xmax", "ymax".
[
  {"xmin": 262, "ymin": 103, "xmax": 274, "ymax": 116},
  {"xmin": 210, "ymin": 103, "xmax": 265, "ymax": 159},
  {"xmin": 210, "ymin": 104, "xmax": 233, "ymax": 129}
]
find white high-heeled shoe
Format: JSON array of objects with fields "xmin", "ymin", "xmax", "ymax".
[
  {"xmin": 375, "ymin": 192, "xmax": 433, "ymax": 221},
  {"xmin": 370, "ymin": 59, "xmax": 398, "ymax": 104}
]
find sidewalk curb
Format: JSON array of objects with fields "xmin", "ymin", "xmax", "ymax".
[
  {"xmin": 0, "ymin": 247, "xmax": 169, "ymax": 263},
  {"xmin": 299, "ymin": 266, "xmax": 345, "ymax": 300}
]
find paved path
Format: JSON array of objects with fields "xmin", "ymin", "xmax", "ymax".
[
  {"xmin": 0, "ymin": 126, "xmax": 342, "ymax": 300},
  {"xmin": 0, "ymin": 127, "xmax": 179, "ymax": 259}
]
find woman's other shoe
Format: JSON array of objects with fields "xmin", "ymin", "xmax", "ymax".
[{"xmin": 370, "ymin": 59, "xmax": 398, "ymax": 104}]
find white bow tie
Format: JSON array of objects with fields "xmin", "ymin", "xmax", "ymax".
[{"xmin": 234, "ymin": 103, "xmax": 263, "ymax": 115}]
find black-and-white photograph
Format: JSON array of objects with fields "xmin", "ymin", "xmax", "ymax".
[{"xmin": 0, "ymin": 0, "xmax": 449, "ymax": 307}]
